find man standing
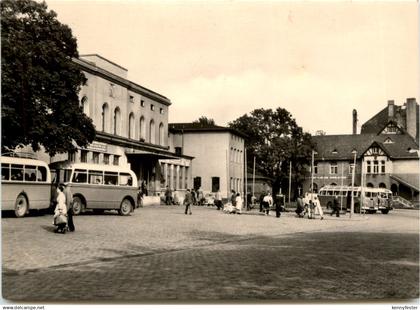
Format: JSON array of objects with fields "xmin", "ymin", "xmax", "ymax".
[
  {"xmin": 263, "ymin": 192, "xmax": 273, "ymax": 215},
  {"xmin": 184, "ymin": 189, "xmax": 193, "ymax": 215},
  {"xmin": 313, "ymin": 196, "xmax": 324, "ymax": 220},
  {"xmin": 215, "ymin": 190, "xmax": 222, "ymax": 210},
  {"xmin": 165, "ymin": 186, "xmax": 172, "ymax": 205},
  {"xmin": 230, "ymin": 190, "xmax": 237, "ymax": 207},
  {"xmin": 331, "ymin": 195, "xmax": 340, "ymax": 217},
  {"xmin": 62, "ymin": 183, "xmax": 75, "ymax": 232}
]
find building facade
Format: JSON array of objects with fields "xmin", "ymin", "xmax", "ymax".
[{"xmin": 168, "ymin": 123, "xmax": 246, "ymax": 199}]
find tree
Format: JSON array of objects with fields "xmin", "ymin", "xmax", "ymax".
[
  {"xmin": 192, "ymin": 116, "xmax": 216, "ymax": 126},
  {"xmin": 229, "ymin": 108, "xmax": 314, "ymax": 197},
  {"xmin": 1, "ymin": 0, "xmax": 95, "ymax": 156}
]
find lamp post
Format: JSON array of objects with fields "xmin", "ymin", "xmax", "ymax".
[
  {"xmin": 350, "ymin": 150, "xmax": 357, "ymax": 218},
  {"xmin": 311, "ymin": 149, "xmax": 317, "ymax": 195}
]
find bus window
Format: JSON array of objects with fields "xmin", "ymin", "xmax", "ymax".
[
  {"xmin": 119, "ymin": 173, "xmax": 133, "ymax": 186},
  {"xmin": 327, "ymin": 190, "xmax": 333, "ymax": 196},
  {"xmin": 319, "ymin": 190, "xmax": 325, "ymax": 196},
  {"xmin": 37, "ymin": 166, "xmax": 48, "ymax": 182},
  {"xmin": 2, "ymin": 164, "xmax": 10, "ymax": 180},
  {"xmin": 73, "ymin": 169, "xmax": 88, "ymax": 183},
  {"xmin": 104, "ymin": 172, "xmax": 118, "ymax": 185},
  {"xmin": 89, "ymin": 170, "xmax": 103, "ymax": 184},
  {"xmin": 24, "ymin": 165, "xmax": 37, "ymax": 181},
  {"xmin": 11, "ymin": 164, "xmax": 24, "ymax": 181}
]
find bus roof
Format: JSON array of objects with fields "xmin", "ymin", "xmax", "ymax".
[
  {"xmin": 319, "ymin": 185, "xmax": 392, "ymax": 194},
  {"xmin": 50, "ymin": 161, "xmax": 134, "ymax": 173},
  {"xmin": 1, "ymin": 156, "xmax": 50, "ymax": 168}
]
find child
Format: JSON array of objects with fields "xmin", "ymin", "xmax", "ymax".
[{"xmin": 54, "ymin": 185, "xmax": 68, "ymax": 233}]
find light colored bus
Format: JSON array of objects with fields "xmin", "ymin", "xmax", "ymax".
[
  {"xmin": 1, "ymin": 155, "xmax": 52, "ymax": 217},
  {"xmin": 50, "ymin": 161, "xmax": 139, "ymax": 216},
  {"xmin": 318, "ymin": 185, "xmax": 393, "ymax": 214}
]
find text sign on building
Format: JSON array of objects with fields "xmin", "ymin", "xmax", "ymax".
[{"xmin": 84, "ymin": 141, "xmax": 108, "ymax": 153}]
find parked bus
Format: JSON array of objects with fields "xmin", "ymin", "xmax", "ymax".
[
  {"xmin": 318, "ymin": 185, "xmax": 393, "ymax": 214},
  {"xmin": 50, "ymin": 161, "xmax": 139, "ymax": 216},
  {"xmin": 1, "ymin": 155, "xmax": 52, "ymax": 217}
]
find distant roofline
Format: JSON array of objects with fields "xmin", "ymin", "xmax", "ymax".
[
  {"xmin": 168, "ymin": 123, "xmax": 248, "ymax": 138},
  {"xmin": 80, "ymin": 54, "xmax": 128, "ymax": 71}
]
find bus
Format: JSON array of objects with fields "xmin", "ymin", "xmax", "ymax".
[
  {"xmin": 49, "ymin": 161, "xmax": 139, "ymax": 216},
  {"xmin": 318, "ymin": 185, "xmax": 393, "ymax": 214},
  {"xmin": 1, "ymin": 155, "xmax": 52, "ymax": 217}
]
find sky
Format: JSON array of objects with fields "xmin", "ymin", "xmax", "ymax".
[{"xmin": 47, "ymin": 0, "xmax": 419, "ymax": 135}]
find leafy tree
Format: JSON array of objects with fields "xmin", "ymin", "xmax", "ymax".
[
  {"xmin": 1, "ymin": 0, "xmax": 95, "ymax": 156},
  {"xmin": 229, "ymin": 108, "xmax": 314, "ymax": 197},
  {"xmin": 192, "ymin": 116, "xmax": 216, "ymax": 126}
]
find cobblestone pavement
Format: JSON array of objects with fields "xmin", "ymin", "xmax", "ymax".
[{"xmin": 2, "ymin": 206, "xmax": 419, "ymax": 302}]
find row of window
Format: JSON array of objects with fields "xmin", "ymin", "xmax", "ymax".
[
  {"xmin": 193, "ymin": 176, "xmax": 220, "ymax": 193},
  {"xmin": 2, "ymin": 164, "xmax": 48, "ymax": 182},
  {"xmin": 312, "ymin": 161, "xmax": 386, "ymax": 175},
  {"xmin": 72, "ymin": 169, "xmax": 133, "ymax": 186},
  {"xmin": 75, "ymin": 150, "xmax": 120, "ymax": 166},
  {"xmin": 230, "ymin": 148, "xmax": 243, "ymax": 163},
  {"xmin": 80, "ymin": 97, "xmax": 166, "ymax": 146}
]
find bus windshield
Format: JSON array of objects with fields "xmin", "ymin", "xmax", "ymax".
[{"xmin": 51, "ymin": 168, "xmax": 72, "ymax": 184}]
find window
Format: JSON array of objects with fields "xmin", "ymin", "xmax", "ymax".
[
  {"xmin": 37, "ymin": 166, "xmax": 47, "ymax": 182},
  {"xmin": 313, "ymin": 162, "xmax": 318, "ymax": 174},
  {"xmin": 193, "ymin": 177, "xmax": 201, "ymax": 190},
  {"xmin": 109, "ymin": 83, "xmax": 115, "ymax": 97},
  {"xmin": 128, "ymin": 113, "xmax": 135, "ymax": 139},
  {"xmin": 367, "ymin": 161, "xmax": 371, "ymax": 174},
  {"xmin": 89, "ymin": 170, "xmax": 103, "ymax": 184},
  {"xmin": 113, "ymin": 155, "xmax": 120, "ymax": 166},
  {"xmin": 104, "ymin": 172, "xmax": 118, "ymax": 185},
  {"xmin": 212, "ymin": 177, "xmax": 220, "ymax": 192},
  {"xmin": 381, "ymin": 160, "xmax": 386, "ymax": 173},
  {"xmin": 129, "ymin": 95, "xmax": 134, "ymax": 103},
  {"xmin": 184, "ymin": 167, "xmax": 189, "ymax": 189},
  {"xmin": 113, "ymin": 107, "xmax": 121, "ymax": 135},
  {"xmin": 10, "ymin": 165, "xmax": 24, "ymax": 181},
  {"xmin": 80, "ymin": 150, "xmax": 88, "ymax": 163},
  {"xmin": 160, "ymin": 108, "xmax": 164, "ymax": 114},
  {"xmin": 373, "ymin": 160, "xmax": 379, "ymax": 174},
  {"xmin": 92, "ymin": 152, "xmax": 99, "ymax": 164},
  {"xmin": 175, "ymin": 147, "xmax": 182, "ymax": 156},
  {"xmin": 151, "ymin": 104, "xmax": 155, "ymax": 111},
  {"xmin": 72, "ymin": 169, "xmax": 88, "ymax": 183},
  {"xmin": 24, "ymin": 165, "xmax": 37, "ymax": 181},
  {"xmin": 119, "ymin": 173, "xmax": 133, "ymax": 186},
  {"xmin": 349, "ymin": 162, "xmax": 355, "ymax": 174},
  {"xmin": 330, "ymin": 162, "xmax": 338, "ymax": 174},
  {"xmin": 140, "ymin": 100, "xmax": 145, "ymax": 107},
  {"xmin": 81, "ymin": 96, "xmax": 89, "ymax": 116},
  {"xmin": 68, "ymin": 152, "xmax": 76, "ymax": 162},
  {"xmin": 139, "ymin": 116, "xmax": 146, "ymax": 141},
  {"xmin": 102, "ymin": 103, "xmax": 109, "ymax": 132},
  {"xmin": 159, "ymin": 123, "xmax": 165, "ymax": 146},
  {"xmin": 103, "ymin": 154, "xmax": 110, "ymax": 165},
  {"xmin": 2, "ymin": 164, "xmax": 10, "ymax": 180},
  {"xmin": 149, "ymin": 120, "xmax": 155, "ymax": 144}
]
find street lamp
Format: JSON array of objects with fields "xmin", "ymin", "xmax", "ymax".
[
  {"xmin": 311, "ymin": 149, "xmax": 318, "ymax": 196},
  {"xmin": 350, "ymin": 150, "xmax": 357, "ymax": 218}
]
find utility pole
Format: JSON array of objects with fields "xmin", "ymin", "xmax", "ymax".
[
  {"xmin": 252, "ymin": 156, "xmax": 256, "ymax": 198},
  {"xmin": 350, "ymin": 150, "xmax": 357, "ymax": 218},
  {"xmin": 288, "ymin": 161, "xmax": 292, "ymax": 204}
]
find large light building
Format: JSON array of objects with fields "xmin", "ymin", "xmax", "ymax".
[
  {"xmin": 30, "ymin": 54, "xmax": 193, "ymax": 203},
  {"xmin": 303, "ymin": 98, "xmax": 419, "ymax": 206},
  {"xmin": 167, "ymin": 123, "xmax": 246, "ymax": 199}
]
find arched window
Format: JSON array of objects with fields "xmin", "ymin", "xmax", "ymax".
[
  {"xmin": 101, "ymin": 103, "xmax": 109, "ymax": 132},
  {"xmin": 139, "ymin": 116, "xmax": 146, "ymax": 141},
  {"xmin": 367, "ymin": 182, "xmax": 374, "ymax": 188},
  {"xmin": 149, "ymin": 119, "xmax": 155, "ymax": 144},
  {"xmin": 81, "ymin": 96, "xmax": 89, "ymax": 116},
  {"xmin": 113, "ymin": 107, "xmax": 121, "ymax": 135},
  {"xmin": 159, "ymin": 123, "xmax": 165, "ymax": 146},
  {"xmin": 379, "ymin": 183, "xmax": 386, "ymax": 188},
  {"xmin": 128, "ymin": 113, "xmax": 135, "ymax": 139},
  {"xmin": 330, "ymin": 183, "xmax": 337, "ymax": 186}
]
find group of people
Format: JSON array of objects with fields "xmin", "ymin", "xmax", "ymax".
[
  {"xmin": 165, "ymin": 186, "xmax": 207, "ymax": 206},
  {"xmin": 53, "ymin": 183, "xmax": 75, "ymax": 234},
  {"xmin": 295, "ymin": 195, "xmax": 325, "ymax": 220},
  {"xmin": 258, "ymin": 192, "xmax": 283, "ymax": 218}
]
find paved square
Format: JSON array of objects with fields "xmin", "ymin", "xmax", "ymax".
[{"xmin": 2, "ymin": 206, "xmax": 419, "ymax": 301}]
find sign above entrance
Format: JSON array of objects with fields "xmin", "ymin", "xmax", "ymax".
[{"xmin": 84, "ymin": 141, "xmax": 108, "ymax": 153}]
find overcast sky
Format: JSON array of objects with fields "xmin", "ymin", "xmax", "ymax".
[{"xmin": 47, "ymin": 0, "xmax": 419, "ymax": 135}]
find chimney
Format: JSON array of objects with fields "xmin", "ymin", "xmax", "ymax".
[
  {"xmin": 388, "ymin": 100, "xmax": 395, "ymax": 119},
  {"xmin": 352, "ymin": 109, "xmax": 358, "ymax": 134},
  {"xmin": 406, "ymin": 98, "xmax": 418, "ymax": 139}
]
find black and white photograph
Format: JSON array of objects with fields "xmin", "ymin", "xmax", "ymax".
[{"xmin": 1, "ymin": 0, "xmax": 419, "ymax": 309}]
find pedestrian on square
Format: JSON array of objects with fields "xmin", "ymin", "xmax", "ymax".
[
  {"xmin": 53, "ymin": 185, "xmax": 67, "ymax": 233},
  {"xmin": 246, "ymin": 192, "xmax": 252, "ymax": 211},
  {"xmin": 296, "ymin": 196, "xmax": 305, "ymax": 217},
  {"xmin": 191, "ymin": 189, "xmax": 197, "ymax": 205},
  {"xmin": 331, "ymin": 195, "xmax": 340, "ymax": 217},
  {"xmin": 313, "ymin": 196, "xmax": 324, "ymax": 220},
  {"xmin": 274, "ymin": 194, "xmax": 282, "ymax": 218},
  {"xmin": 62, "ymin": 183, "xmax": 75, "ymax": 232},
  {"xmin": 214, "ymin": 190, "xmax": 223, "ymax": 210},
  {"xmin": 164, "ymin": 186, "xmax": 172, "ymax": 205},
  {"xmin": 230, "ymin": 190, "xmax": 237, "ymax": 207},
  {"xmin": 235, "ymin": 193, "xmax": 243, "ymax": 214},
  {"xmin": 184, "ymin": 189, "xmax": 193, "ymax": 215},
  {"xmin": 308, "ymin": 200, "xmax": 315, "ymax": 219},
  {"xmin": 263, "ymin": 192, "xmax": 273, "ymax": 215},
  {"xmin": 259, "ymin": 192, "xmax": 265, "ymax": 212},
  {"xmin": 141, "ymin": 180, "xmax": 148, "ymax": 196}
]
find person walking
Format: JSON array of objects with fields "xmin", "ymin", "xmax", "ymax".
[
  {"xmin": 62, "ymin": 183, "xmax": 75, "ymax": 232},
  {"xmin": 296, "ymin": 196, "xmax": 305, "ymax": 217},
  {"xmin": 331, "ymin": 195, "xmax": 340, "ymax": 217},
  {"xmin": 53, "ymin": 185, "xmax": 67, "ymax": 233},
  {"xmin": 164, "ymin": 186, "xmax": 172, "ymax": 205},
  {"xmin": 274, "ymin": 194, "xmax": 282, "ymax": 218},
  {"xmin": 313, "ymin": 196, "xmax": 324, "ymax": 220},
  {"xmin": 263, "ymin": 192, "xmax": 273, "ymax": 215},
  {"xmin": 259, "ymin": 192, "xmax": 265, "ymax": 212},
  {"xmin": 214, "ymin": 190, "xmax": 222, "ymax": 210},
  {"xmin": 230, "ymin": 190, "xmax": 237, "ymax": 207},
  {"xmin": 235, "ymin": 193, "xmax": 243, "ymax": 214},
  {"xmin": 184, "ymin": 189, "xmax": 193, "ymax": 215}
]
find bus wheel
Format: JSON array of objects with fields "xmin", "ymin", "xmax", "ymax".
[
  {"xmin": 381, "ymin": 210, "xmax": 389, "ymax": 214},
  {"xmin": 72, "ymin": 197, "xmax": 84, "ymax": 215},
  {"xmin": 119, "ymin": 198, "xmax": 132, "ymax": 216},
  {"xmin": 15, "ymin": 194, "xmax": 28, "ymax": 218}
]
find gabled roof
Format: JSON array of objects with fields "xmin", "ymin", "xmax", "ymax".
[
  {"xmin": 313, "ymin": 133, "xmax": 419, "ymax": 161},
  {"xmin": 169, "ymin": 123, "xmax": 247, "ymax": 139}
]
